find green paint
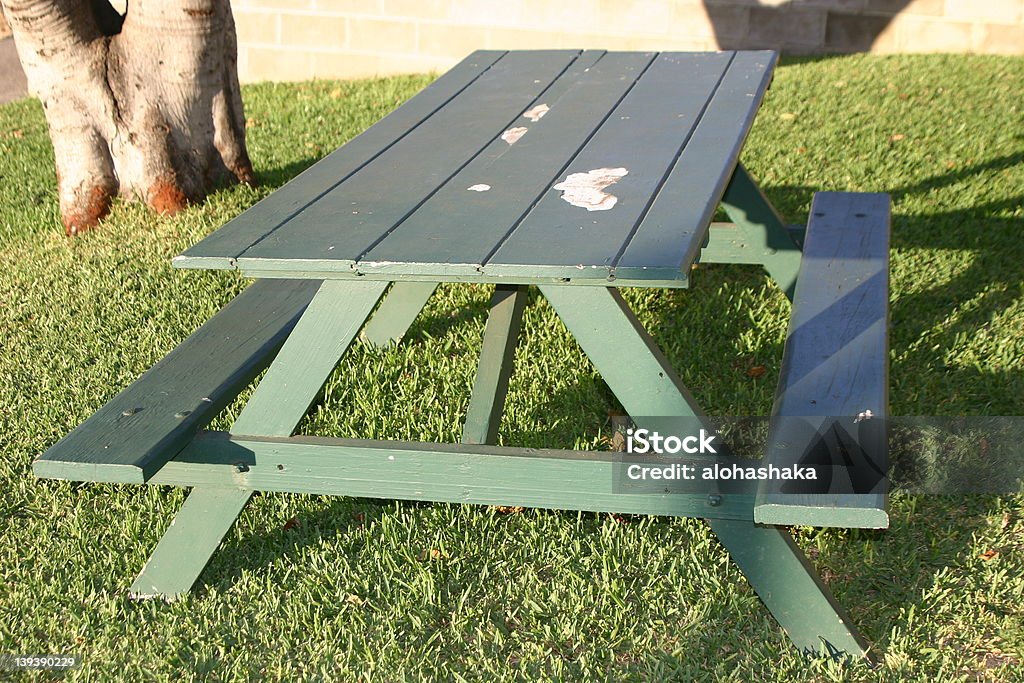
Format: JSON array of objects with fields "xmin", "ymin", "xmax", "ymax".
[
  {"xmin": 462, "ymin": 285, "xmax": 528, "ymax": 445},
  {"xmin": 132, "ymin": 279, "xmax": 388, "ymax": 598},
  {"xmin": 232, "ymin": 279, "xmax": 388, "ymax": 437},
  {"xmin": 151, "ymin": 432, "xmax": 757, "ymax": 521},
  {"xmin": 129, "ymin": 486, "xmax": 252, "ymax": 601},
  {"xmin": 32, "ymin": 279, "xmax": 320, "ymax": 483},
  {"xmin": 360, "ymin": 281, "xmax": 437, "ymax": 348},
  {"xmin": 709, "ymin": 519, "xmax": 873, "ymax": 661},
  {"xmin": 720, "ymin": 163, "xmax": 803, "ymax": 300},
  {"xmin": 539, "ymin": 285, "xmax": 701, "ymax": 419}
]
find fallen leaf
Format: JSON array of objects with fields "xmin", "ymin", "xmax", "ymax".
[
  {"xmin": 283, "ymin": 516, "xmax": 300, "ymax": 531},
  {"xmin": 1000, "ymin": 512, "xmax": 1011, "ymax": 531},
  {"xmin": 746, "ymin": 365, "xmax": 767, "ymax": 378},
  {"xmin": 346, "ymin": 594, "xmax": 364, "ymax": 606},
  {"xmin": 779, "ymin": 112, "xmax": 797, "ymax": 121},
  {"xmin": 980, "ymin": 549, "xmax": 999, "ymax": 560},
  {"xmin": 495, "ymin": 505, "xmax": 524, "ymax": 515},
  {"xmin": 329, "ymin": 88, "xmax": 342, "ymax": 99},
  {"xmin": 890, "ymin": 133, "xmax": 905, "ymax": 142},
  {"xmin": 833, "ymin": 80, "xmax": 847, "ymax": 88}
]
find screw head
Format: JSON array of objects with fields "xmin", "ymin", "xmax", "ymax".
[{"xmin": 707, "ymin": 494, "xmax": 723, "ymax": 507}]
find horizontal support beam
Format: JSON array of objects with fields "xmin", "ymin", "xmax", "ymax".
[
  {"xmin": 151, "ymin": 432, "xmax": 755, "ymax": 521},
  {"xmin": 699, "ymin": 223, "xmax": 807, "ymax": 265}
]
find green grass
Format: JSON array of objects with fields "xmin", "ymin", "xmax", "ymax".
[{"xmin": 1, "ymin": 54, "xmax": 1023, "ymax": 681}]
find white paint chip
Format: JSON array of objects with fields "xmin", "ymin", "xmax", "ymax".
[
  {"xmin": 552, "ymin": 167, "xmax": 628, "ymax": 211},
  {"xmin": 467, "ymin": 184, "xmax": 491, "ymax": 192},
  {"xmin": 522, "ymin": 104, "xmax": 550, "ymax": 122},
  {"xmin": 501, "ymin": 127, "xmax": 528, "ymax": 145},
  {"xmin": 854, "ymin": 409, "xmax": 875, "ymax": 423}
]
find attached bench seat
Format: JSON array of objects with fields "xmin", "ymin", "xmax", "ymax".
[
  {"xmin": 754, "ymin": 191, "xmax": 891, "ymax": 529},
  {"xmin": 33, "ymin": 280, "xmax": 321, "ymax": 484}
]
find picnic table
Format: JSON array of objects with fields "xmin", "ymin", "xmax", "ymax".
[{"xmin": 35, "ymin": 50, "xmax": 891, "ymax": 660}]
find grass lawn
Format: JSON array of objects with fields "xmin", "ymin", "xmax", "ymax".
[{"xmin": 1, "ymin": 54, "xmax": 1023, "ymax": 681}]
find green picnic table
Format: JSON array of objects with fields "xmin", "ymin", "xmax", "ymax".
[{"xmin": 35, "ymin": 50, "xmax": 891, "ymax": 660}]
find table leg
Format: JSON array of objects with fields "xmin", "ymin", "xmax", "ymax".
[
  {"xmin": 462, "ymin": 285, "xmax": 528, "ymax": 445},
  {"xmin": 720, "ymin": 163, "xmax": 803, "ymax": 300},
  {"xmin": 709, "ymin": 519, "xmax": 872, "ymax": 661},
  {"xmin": 130, "ymin": 280, "xmax": 388, "ymax": 599},
  {"xmin": 538, "ymin": 284, "xmax": 870, "ymax": 660},
  {"xmin": 360, "ymin": 281, "xmax": 438, "ymax": 348},
  {"xmin": 538, "ymin": 285, "xmax": 700, "ymax": 418}
]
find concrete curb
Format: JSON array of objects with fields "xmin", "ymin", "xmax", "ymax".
[{"xmin": 1, "ymin": 37, "xmax": 29, "ymax": 105}]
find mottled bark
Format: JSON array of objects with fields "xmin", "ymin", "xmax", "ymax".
[{"xmin": 1, "ymin": 0, "xmax": 253, "ymax": 235}]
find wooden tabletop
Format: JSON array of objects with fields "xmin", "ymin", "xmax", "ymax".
[{"xmin": 176, "ymin": 49, "xmax": 777, "ymax": 288}]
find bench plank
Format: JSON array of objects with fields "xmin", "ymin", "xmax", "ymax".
[
  {"xmin": 754, "ymin": 192, "xmax": 890, "ymax": 528},
  {"xmin": 33, "ymin": 279, "xmax": 322, "ymax": 484}
]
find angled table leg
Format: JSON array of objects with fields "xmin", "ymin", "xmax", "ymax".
[
  {"xmin": 538, "ymin": 284, "xmax": 870, "ymax": 660},
  {"xmin": 709, "ymin": 519, "xmax": 872, "ymax": 660},
  {"xmin": 462, "ymin": 285, "xmax": 529, "ymax": 445},
  {"xmin": 538, "ymin": 285, "xmax": 700, "ymax": 418},
  {"xmin": 131, "ymin": 280, "xmax": 388, "ymax": 599},
  {"xmin": 360, "ymin": 281, "xmax": 438, "ymax": 348},
  {"xmin": 720, "ymin": 163, "xmax": 803, "ymax": 300}
]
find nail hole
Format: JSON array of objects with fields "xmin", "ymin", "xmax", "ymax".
[
  {"xmin": 854, "ymin": 212, "xmax": 866, "ymax": 218},
  {"xmin": 277, "ymin": 464, "xmax": 285, "ymax": 471}
]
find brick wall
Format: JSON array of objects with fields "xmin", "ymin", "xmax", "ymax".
[{"xmin": 225, "ymin": 0, "xmax": 1024, "ymax": 82}]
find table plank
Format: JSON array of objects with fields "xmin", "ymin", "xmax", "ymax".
[
  {"xmin": 235, "ymin": 50, "xmax": 584, "ymax": 268},
  {"xmin": 615, "ymin": 51, "xmax": 776, "ymax": 279},
  {"xmin": 175, "ymin": 50, "xmax": 507, "ymax": 270},
  {"xmin": 357, "ymin": 51, "xmax": 654, "ymax": 274},
  {"xmin": 483, "ymin": 51, "xmax": 734, "ymax": 280}
]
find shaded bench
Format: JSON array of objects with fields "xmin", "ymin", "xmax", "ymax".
[{"xmin": 754, "ymin": 191, "xmax": 891, "ymax": 528}]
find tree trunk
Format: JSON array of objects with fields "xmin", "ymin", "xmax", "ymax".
[{"xmin": 1, "ymin": 0, "xmax": 253, "ymax": 235}]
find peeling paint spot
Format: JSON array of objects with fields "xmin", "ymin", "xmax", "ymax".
[
  {"xmin": 467, "ymin": 184, "xmax": 491, "ymax": 192},
  {"xmin": 522, "ymin": 104, "xmax": 550, "ymax": 122},
  {"xmin": 501, "ymin": 127, "xmax": 528, "ymax": 145},
  {"xmin": 552, "ymin": 167, "xmax": 628, "ymax": 212},
  {"xmin": 854, "ymin": 409, "xmax": 875, "ymax": 423}
]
